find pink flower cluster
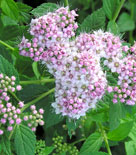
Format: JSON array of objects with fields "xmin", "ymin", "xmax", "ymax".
[
  {"xmin": 109, "ymin": 54, "xmax": 136, "ymax": 105},
  {"xmin": 19, "ymin": 6, "xmax": 136, "ymax": 118},
  {"xmin": 23, "ymin": 105, "xmax": 44, "ymax": 131},
  {"xmin": 0, "ymin": 74, "xmax": 44, "ymax": 135},
  {"xmin": 19, "ymin": 7, "xmax": 109, "ymax": 119},
  {"xmin": 19, "ymin": 7, "xmax": 78, "ymax": 62}
]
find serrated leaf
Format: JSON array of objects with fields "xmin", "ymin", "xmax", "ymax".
[
  {"xmin": 17, "ymin": 2, "xmax": 32, "ymax": 24},
  {"xmin": 107, "ymin": 21, "xmax": 119, "ymax": 35},
  {"xmin": 0, "ymin": 55, "xmax": 19, "ymax": 83},
  {"xmin": 107, "ymin": 121, "xmax": 133, "ymax": 141},
  {"xmin": 14, "ymin": 124, "xmax": 36, "ymax": 155},
  {"xmin": 1, "ymin": 134, "xmax": 11, "ymax": 155},
  {"xmin": 0, "ymin": 0, "xmax": 19, "ymax": 21},
  {"xmin": 103, "ymin": 0, "xmax": 120, "ymax": 20},
  {"xmin": 1, "ymin": 15, "xmax": 18, "ymax": 26},
  {"xmin": 79, "ymin": 132, "xmax": 103, "ymax": 154},
  {"xmin": 31, "ymin": 3, "xmax": 58, "ymax": 17},
  {"xmin": 77, "ymin": 8, "xmax": 106, "ymax": 33},
  {"xmin": 0, "ymin": 24, "xmax": 21, "ymax": 41},
  {"xmin": 117, "ymin": 13, "xmax": 135, "ymax": 32}
]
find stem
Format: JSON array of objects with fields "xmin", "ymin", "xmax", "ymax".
[
  {"xmin": 8, "ymin": 124, "xmax": 17, "ymax": 140},
  {"xmin": 0, "ymin": 40, "xmax": 15, "ymax": 51},
  {"xmin": 64, "ymin": 0, "xmax": 69, "ymax": 7},
  {"xmin": 20, "ymin": 78, "xmax": 55, "ymax": 85},
  {"xmin": 112, "ymin": 0, "xmax": 125, "ymax": 22},
  {"xmin": 129, "ymin": 2, "xmax": 135, "ymax": 43},
  {"xmin": 98, "ymin": 123, "xmax": 112, "ymax": 155},
  {"xmin": 21, "ymin": 88, "xmax": 55, "ymax": 112},
  {"xmin": 71, "ymin": 138, "xmax": 86, "ymax": 145},
  {"xmin": 8, "ymin": 90, "xmax": 20, "ymax": 102}
]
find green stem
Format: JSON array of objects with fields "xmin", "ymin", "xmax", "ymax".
[
  {"xmin": 71, "ymin": 138, "xmax": 86, "ymax": 145},
  {"xmin": 20, "ymin": 78, "xmax": 55, "ymax": 85},
  {"xmin": 129, "ymin": 2, "xmax": 135, "ymax": 43},
  {"xmin": 112, "ymin": 0, "xmax": 125, "ymax": 22},
  {"xmin": 21, "ymin": 88, "xmax": 55, "ymax": 112},
  {"xmin": 0, "ymin": 40, "xmax": 15, "ymax": 51},
  {"xmin": 8, "ymin": 90, "xmax": 20, "ymax": 102},
  {"xmin": 8, "ymin": 124, "xmax": 17, "ymax": 140},
  {"xmin": 64, "ymin": 0, "xmax": 69, "ymax": 7},
  {"xmin": 98, "ymin": 123, "xmax": 112, "ymax": 155}
]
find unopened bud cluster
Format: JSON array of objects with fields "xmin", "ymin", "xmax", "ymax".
[
  {"xmin": 23, "ymin": 105, "xmax": 44, "ymax": 131},
  {"xmin": 0, "ymin": 74, "xmax": 44, "ymax": 135},
  {"xmin": 52, "ymin": 136, "xmax": 79, "ymax": 155}
]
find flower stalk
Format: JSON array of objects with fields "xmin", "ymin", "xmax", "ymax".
[
  {"xmin": 20, "ymin": 78, "xmax": 55, "ymax": 85},
  {"xmin": 98, "ymin": 123, "xmax": 112, "ymax": 155}
]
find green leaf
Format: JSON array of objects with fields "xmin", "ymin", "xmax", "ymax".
[
  {"xmin": 1, "ymin": 134, "xmax": 11, "ymax": 155},
  {"xmin": 0, "ymin": 0, "xmax": 19, "ymax": 21},
  {"xmin": 79, "ymin": 132, "xmax": 103, "ymax": 154},
  {"xmin": 0, "ymin": 44, "xmax": 13, "ymax": 63},
  {"xmin": 117, "ymin": 13, "xmax": 135, "ymax": 32},
  {"xmin": 107, "ymin": 121, "xmax": 133, "ymax": 141},
  {"xmin": 77, "ymin": 8, "xmax": 105, "ymax": 33},
  {"xmin": 107, "ymin": 21, "xmax": 119, "ymax": 35},
  {"xmin": 0, "ymin": 55, "xmax": 19, "ymax": 83},
  {"xmin": 125, "ymin": 141, "xmax": 136, "ymax": 155},
  {"xmin": 80, "ymin": 152, "xmax": 108, "ymax": 155},
  {"xmin": 32, "ymin": 62, "xmax": 41, "ymax": 79},
  {"xmin": 103, "ymin": 0, "xmax": 120, "ymax": 20},
  {"xmin": 125, "ymin": 122, "xmax": 136, "ymax": 155},
  {"xmin": 1, "ymin": 15, "xmax": 18, "ymax": 26},
  {"xmin": 17, "ymin": 2, "xmax": 32, "ymax": 24},
  {"xmin": 14, "ymin": 124, "xmax": 36, "ymax": 155},
  {"xmin": 31, "ymin": 3, "xmax": 58, "ymax": 17},
  {"xmin": 43, "ymin": 146, "xmax": 54, "ymax": 155},
  {"xmin": 66, "ymin": 119, "xmax": 80, "ymax": 138},
  {"xmin": 0, "ymin": 24, "xmax": 21, "ymax": 41},
  {"xmin": 109, "ymin": 101, "xmax": 126, "ymax": 130}
]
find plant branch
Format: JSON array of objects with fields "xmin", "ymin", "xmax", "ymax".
[
  {"xmin": 8, "ymin": 90, "xmax": 20, "ymax": 102},
  {"xmin": 0, "ymin": 40, "xmax": 15, "ymax": 51},
  {"xmin": 112, "ymin": 0, "xmax": 125, "ymax": 22},
  {"xmin": 98, "ymin": 123, "xmax": 112, "ymax": 155},
  {"xmin": 129, "ymin": 1, "xmax": 135, "ymax": 43},
  {"xmin": 71, "ymin": 138, "xmax": 86, "ymax": 145},
  {"xmin": 20, "ymin": 78, "xmax": 55, "ymax": 85},
  {"xmin": 21, "ymin": 88, "xmax": 55, "ymax": 112},
  {"xmin": 8, "ymin": 124, "xmax": 17, "ymax": 140},
  {"xmin": 64, "ymin": 0, "xmax": 69, "ymax": 7}
]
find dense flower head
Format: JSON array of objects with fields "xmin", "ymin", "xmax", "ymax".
[
  {"xmin": 19, "ymin": 7, "xmax": 78, "ymax": 62},
  {"xmin": 19, "ymin": 6, "xmax": 136, "ymax": 119}
]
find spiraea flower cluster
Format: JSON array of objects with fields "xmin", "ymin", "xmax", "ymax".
[
  {"xmin": 19, "ymin": 7, "xmax": 78, "ymax": 62},
  {"xmin": 0, "ymin": 74, "xmax": 44, "ymax": 135},
  {"xmin": 19, "ymin": 6, "xmax": 136, "ymax": 119}
]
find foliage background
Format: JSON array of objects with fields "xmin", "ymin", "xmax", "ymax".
[{"xmin": 1, "ymin": 0, "xmax": 136, "ymax": 155}]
